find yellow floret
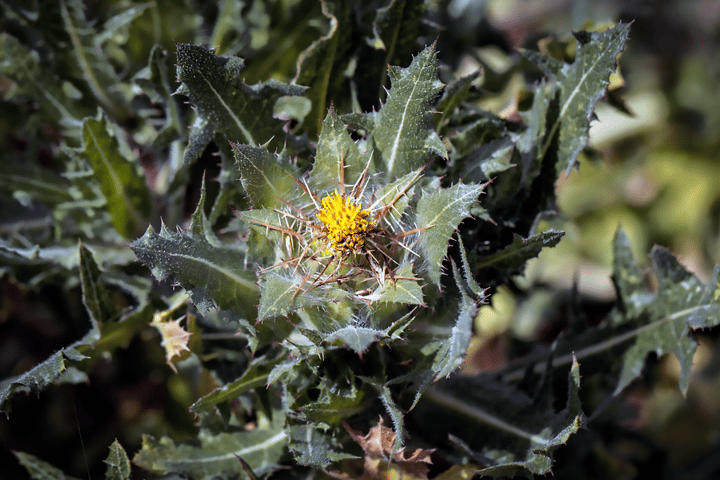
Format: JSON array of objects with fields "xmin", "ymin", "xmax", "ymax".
[{"xmin": 316, "ymin": 191, "xmax": 373, "ymax": 255}]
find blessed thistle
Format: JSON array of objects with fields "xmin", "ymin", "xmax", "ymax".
[{"xmin": 242, "ymin": 153, "xmax": 427, "ymax": 309}]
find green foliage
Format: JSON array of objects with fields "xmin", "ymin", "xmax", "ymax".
[{"xmin": 3, "ymin": 2, "xmax": 720, "ymax": 479}]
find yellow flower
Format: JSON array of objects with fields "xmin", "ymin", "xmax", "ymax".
[{"xmin": 316, "ymin": 191, "xmax": 374, "ymax": 255}]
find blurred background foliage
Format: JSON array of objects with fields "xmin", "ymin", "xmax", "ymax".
[{"xmin": 2, "ymin": 0, "xmax": 720, "ymax": 478}]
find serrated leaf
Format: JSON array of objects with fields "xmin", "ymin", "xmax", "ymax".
[
  {"xmin": 232, "ymin": 143, "xmax": 297, "ymax": 209},
  {"xmin": 475, "ymin": 230, "xmax": 565, "ymax": 272},
  {"xmin": 611, "ymin": 228, "xmax": 720, "ymax": 395},
  {"xmin": 417, "ymin": 360, "xmax": 583, "ymax": 478},
  {"xmin": 0, "ymin": 33, "xmax": 84, "ymax": 127},
  {"xmin": 370, "ymin": 43, "xmax": 447, "ymax": 179},
  {"xmin": 131, "ymin": 184, "xmax": 258, "ymax": 319},
  {"xmin": 324, "ymin": 327, "xmax": 383, "ymax": 354},
  {"xmin": 527, "ymin": 23, "xmax": 630, "ymax": 175},
  {"xmin": 81, "ymin": 111, "xmax": 151, "ymax": 239},
  {"xmin": 258, "ymin": 272, "xmax": 342, "ymax": 320},
  {"xmin": 415, "ymin": 182, "xmax": 484, "ymax": 286},
  {"xmin": 288, "ymin": 424, "xmax": 355, "ymax": 468},
  {"xmin": 105, "ymin": 440, "xmax": 131, "ymax": 480},
  {"xmin": 0, "ymin": 352, "xmax": 65, "ymax": 415},
  {"xmin": 14, "ymin": 451, "xmax": 80, "ymax": 480},
  {"xmin": 190, "ymin": 357, "xmax": 274, "ymax": 414},
  {"xmin": 309, "ymin": 109, "xmax": 367, "ymax": 194},
  {"xmin": 375, "ymin": 263, "xmax": 424, "ymax": 305},
  {"xmin": 175, "ymin": 42, "xmax": 306, "ymax": 163},
  {"xmin": 133, "ymin": 427, "xmax": 287, "ymax": 480},
  {"xmin": 432, "ymin": 264, "xmax": 478, "ymax": 379}
]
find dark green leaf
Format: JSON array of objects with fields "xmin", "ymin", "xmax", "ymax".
[
  {"xmin": 59, "ymin": 0, "xmax": 123, "ymax": 116},
  {"xmin": 611, "ymin": 228, "xmax": 720, "ymax": 395},
  {"xmin": 475, "ymin": 231, "xmax": 565, "ymax": 272},
  {"xmin": 417, "ymin": 359, "xmax": 584, "ymax": 477},
  {"xmin": 0, "ymin": 33, "xmax": 84, "ymax": 127},
  {"xmin": 134, "ymin": 44, "xmax": 185, "ymax": 147},
  {"xmin": 175, "ymin": 42, "xmax": 306, "ymax": 163},
  {"xmin": 131, "ymin": 183, "xmax": 258, "ymax": 319},
  {"xmin": 190, "ymin": 357, "xmax": 274, "ymax": 414},
  {"xmin": 294, "ymin": 0, "xmax": 352, "ymax": 137},
  {"xmin": 526, "ymin": 23, "xmax": 630, "ymax": 175},
  {"xmin": 81, "ymin": 111, "xmax": 151, "ymax": 239}
]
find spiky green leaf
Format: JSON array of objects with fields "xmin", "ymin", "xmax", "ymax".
[
  {"xmin": 104, "ymin": 440, "xmax": 131, "ymax": 480},
  {"xmin": 232, "ymin": 143, "xmax": 298, "ymax": 209},
  {"xmin": 525, "ymin": 23, "xmax": 630, "ymax": 175},
  {"xmin": 475, "ymin": 231, "xmax": 565, "ymax": 272},
  {"xmin": 369, "ymin": 43, "xmax": 447, "ymax": 179},
  {"xmin": 175, "ymin": 42, "xmax": 306, "ymax": 163},
  {"xmin": 415, "ymin": 182, "xmax": 484, "ymax": 286},
  {"xmin": 258, "ymin": 272, "xmax": 343, "ymax": 320},
  {"xmin": 611, "ymin": 228, "xmax": 720, "ymax": 395},
  {"xmin": 131, "ymin": 185, "xmax": 258, "ymax": 319},
  {"xmin": 309, "ymin": 110, "xmax": 367, "ymax": 194},
  {"xmin": 133, "ymin": 427, "xmax": 287, "ymax": 480},
  {"xmin": 432, "ymin": 264, "xmax": 478, "ymax": 379}
]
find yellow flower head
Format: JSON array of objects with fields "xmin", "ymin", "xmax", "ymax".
[{"xmin": 316, "ymin": 191, "xmax": 373, "ymax": 255}]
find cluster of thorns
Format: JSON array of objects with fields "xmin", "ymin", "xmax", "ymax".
[{"xmin": 244, "ymin": 155, "xmax": 428, "ymax": 303}]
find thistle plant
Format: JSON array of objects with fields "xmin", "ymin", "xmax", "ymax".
[{"xmin": 5, "ymin": 2, "xmax": 720, "ymax": 479}]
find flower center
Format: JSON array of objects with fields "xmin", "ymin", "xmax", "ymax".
[{"xmin": 316, "ymin": 192, "xmax": 373, "ymax": 255}]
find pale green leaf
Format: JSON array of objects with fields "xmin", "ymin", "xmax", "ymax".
[
  {"xmin": 324, "ymin": 326, "xmax": 383, "ymax": 354},
  {"xmin": 14, "ymin": 451, "xmax": 80, "ymax": 480},
  {"xmin": 134, "ymin": 427, "xmax": 287, "ymax": 480},
  {"xmin": 81, "ymin": 111, "xmax": 151, "ymax": 239},
  {"xmin": 232, "ymin": 143, "xmax": 298, "ymax": 209},
  {"xmin": 415, "ymin": 182, "xmax": 484, "ymax": 286},
  {"xmin": 375, "ymin": 262, "xmax": 425, "ymax": 305},
  {"xmin": 432, "ymin": 263, "xmax": 478, "ymax": 379},
  {"xmin": 300, "ymin": 390, "xmax": 368, "ymax": 425},
  {"xmin": 371, "ymin": 43, "xmax": 447, "ymax": 179},
  {"xmin": 104, "ymin": 440, "xmax": 131, "ymax": 480},
  {"xmin": 258, "ymin": 272, "xmax": 343, "ymax": 320},
  {"xmin": 309, "ymin": 109, "xmax": 367, "ymax": 195}
]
